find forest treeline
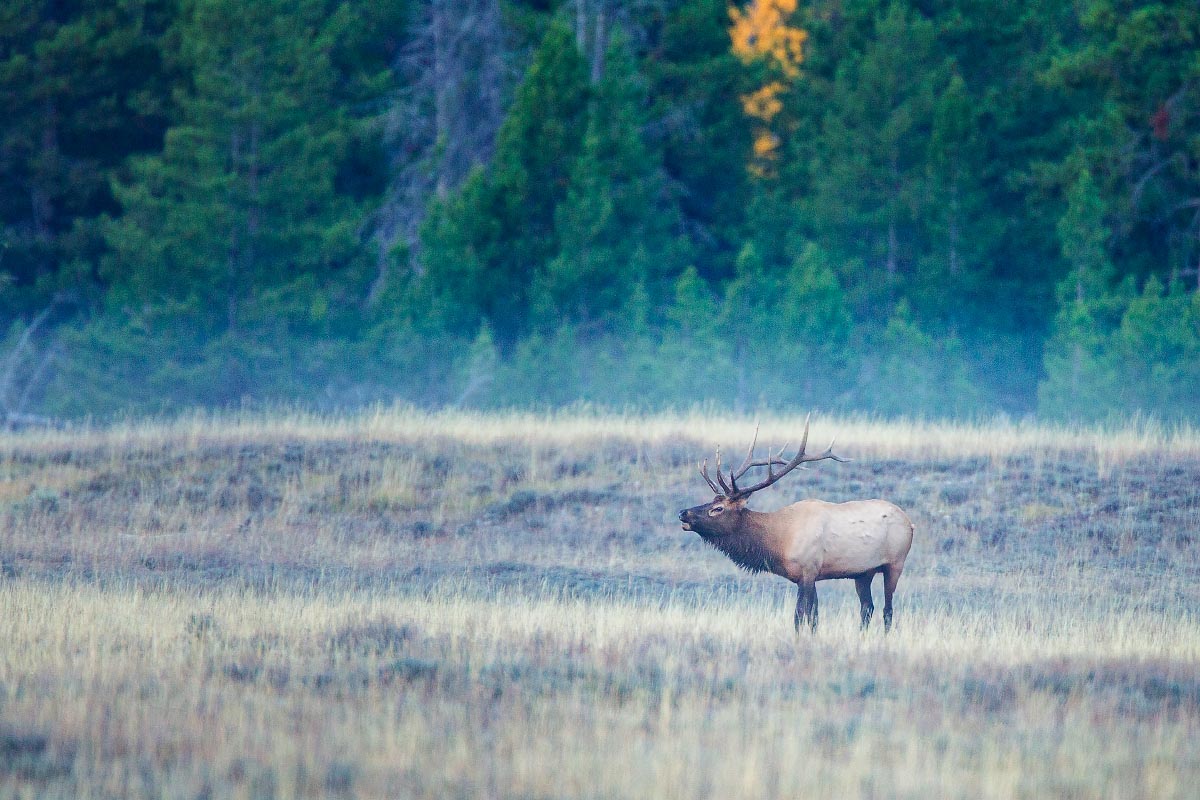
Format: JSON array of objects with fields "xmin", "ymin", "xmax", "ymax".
[{"xmin": 2, "ymin": 0, "xmax": 1198, "ymax": 420}]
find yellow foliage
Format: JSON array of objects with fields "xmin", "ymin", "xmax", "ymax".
[
  {"xmin": 749, "ymin": 130, "xmax": 782, "ymax": 176},
  {"xmin": 729, "ymin": 0, "xmax": 807, "ymax": 78},
  {"xmin": 741, "ymin": 81, "xmax": 785, "ymax": 122},
  {"xmin": 729, "ymin": 2, "xmax": 807, "ymax": 174},
  {"xmin": 752, "ymin": 130, "xmax": 781, "ymax": 160}
]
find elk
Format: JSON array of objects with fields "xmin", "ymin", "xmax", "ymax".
[{"xmin": 678, "ymin": 416, "xmax": 913, "ymax": 633}]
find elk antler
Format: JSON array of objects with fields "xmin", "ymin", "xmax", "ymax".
[
  {"xmin": 699, "ymin": 445, "xmax": 736, "ymax": 495},
  {"xmin": 699, "ymin": 414, "xmax": 847, "ymax": 500},
  {"xmin": 727, "ymin": 424, "xmax": 792, "ymax": 494},
  {"xmin": 698, "ymin": 457, "xmax": 721, "ymax": 494}
]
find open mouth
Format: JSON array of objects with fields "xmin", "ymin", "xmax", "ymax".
[{"xmin": 680, "ymin": 522, "xmax": 692, "ymax": 531}]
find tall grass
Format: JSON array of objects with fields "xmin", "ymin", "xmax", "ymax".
[
  {"xmin": 4, "ymin": 405, "xmax": 1199, "ymax": 459},
  {"xmin": 2, "ymin": 577, "xmax": 1197, "ymax": 799},
  {"xmin": 0, "ymin": 410, "xmax": 1197, "ymax": 798}
]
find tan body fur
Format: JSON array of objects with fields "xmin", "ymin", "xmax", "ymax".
[{"xmin": 763, "ymin": 499, "xmax": 913, "ymax": 582}]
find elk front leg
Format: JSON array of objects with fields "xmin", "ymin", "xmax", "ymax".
[
  {"xmin": 794, "ymin": 582, "xmax": 818, "ymax": 633},
  {"xmin": 854, "ymin": 573, "xmax": 875, "ymax": 631}
]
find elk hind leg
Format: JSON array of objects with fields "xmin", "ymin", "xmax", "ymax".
[
  {"xmin": 882, "ymin": 563, "xmax": 904, "ymax": 633},
  {"xmin": 794, "ymin": 582, "xmax": 818, "ymax": 633},
  {"xmin": 854, "ymin": 572, "xmax": 875, "ymax": 631}
]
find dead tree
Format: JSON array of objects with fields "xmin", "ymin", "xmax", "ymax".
[
  {"xmin": 0, "ymin": 293, "xmax": 69, "ymax": 430},
  {"xmin": 371, "ymin": 0, "xmax": 507, "ymax": 304}
]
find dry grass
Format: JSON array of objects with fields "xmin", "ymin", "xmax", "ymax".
[
  {"xmin": 1, "ymin": 408, "xmax": 1198, "ymax": 798},
  {"xmin": 5, "ymin": 404, "xmax": 1199, "ymax": 460}
]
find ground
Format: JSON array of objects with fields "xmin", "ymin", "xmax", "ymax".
[{"xmin": 0, "ymin": 409, "xmax": 1198, "ymax": 798}]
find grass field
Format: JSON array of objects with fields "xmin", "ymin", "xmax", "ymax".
[{"xmin": 1, "ymin": 407, "xmax": 1198, "ymax": 799}]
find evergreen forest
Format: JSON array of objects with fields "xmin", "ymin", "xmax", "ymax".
[{"xmin": 3, "ymin": 0, "xmax": 1199, "ymax": 421}]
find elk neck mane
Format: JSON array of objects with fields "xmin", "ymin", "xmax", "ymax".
[{"xmin": 697, "ymin": 509, "xmax": 779, "ymax": 574}]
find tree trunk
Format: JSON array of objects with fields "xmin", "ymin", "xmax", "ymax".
[
  {"xmin": 246, "ymin": 118, "xmax": 261, "ymax": 272},
  {"xmin": 591, "ymin": 1, "xmax": 608, "ymax": 83},
  {"xmin": 886, "ymin": 219, "xmax": 898, "ymax": 280},
  {"xmin": 948, "ymin": 168, "xmax": 960, "ymax": 277},
  {"xmin": 734, "ymin": 339, "xmax": 747, "ymax": 414},
  {"xmin": 575, "ymin": 0, "xmax": 588, "ymax": 50},
  {"xmin": 228, "ymin": 127, "xmax": 243, "ymax": 335},
  {"xmin": 1071, "ymin": 341, "xmax": 1082, "ymax": 395},
  {"xmin": 432, "ymin": 0, "xmax": 451, "ymax": 199},
  {"xmin": 886, "ymin": 156, "xmax": 900, "ymax": 281},
  {"xmin": 30, "ymin": 99, "xmax": 59, "ymax": 280}
]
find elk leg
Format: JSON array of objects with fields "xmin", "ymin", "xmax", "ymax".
[
  {"xmin": 854, "ymin": 573, "xmax": 875, "ymax": 630},
  {"xmin": 882, "ymin": 564, "xmax": 903, "ymax": 633},
  {"xmin": 794, "ymin": 582, "xmax": 818, "ymax": 633}
]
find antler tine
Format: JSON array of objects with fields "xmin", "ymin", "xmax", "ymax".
[
  {"xmin": 714, "ymin": 446, "xmax": 733, "ymax": 496},
  {"xmin": 729, "ymin": 413, "xmax": 848, "ymax": 498},
  {"xmin": 730, "ymin": 424, "xmax": 761, "ymax": 485},
  {"xmin": 818, "ymin": 436, "xmax": 850, "ymax": 463},
  {"xmin": 731, "ymin": 434, "xmax": 797, "ymax": 492},
  {"xmin": 698, "ymin": 459, "xmax": 721, "ymax": 494},
  {"xmin": 796, "ymin": 412, "xmax": 811, "ymax": 455}
]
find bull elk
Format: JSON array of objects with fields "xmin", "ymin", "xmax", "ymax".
[{"xmin": 678, "ymin": 416, "xmax": 913, "ymax": 632}]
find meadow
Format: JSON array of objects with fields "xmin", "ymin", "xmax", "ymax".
[{"xmin": 0, "ymin": 408, "xmax": 1198, "ymax": 799}]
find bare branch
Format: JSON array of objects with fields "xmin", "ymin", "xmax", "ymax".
[{"xmin": 0, "ymin": 294, "xmax": 65, "ymax": 412}]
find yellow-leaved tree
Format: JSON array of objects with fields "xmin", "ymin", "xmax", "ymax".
[{"xmin": 728, "ymin": 0, "xmax": 807, "ymax": 172}]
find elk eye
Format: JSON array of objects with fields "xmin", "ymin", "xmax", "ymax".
[{"xmin": 709, "ymin": 505, "xmax": 724, "ymax": 516}]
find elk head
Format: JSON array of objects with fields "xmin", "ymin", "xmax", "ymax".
[{"xmin": 678, "ymin": 415, "xmax": 846, "ymax": 538}]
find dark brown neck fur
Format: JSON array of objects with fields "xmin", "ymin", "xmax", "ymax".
[{"xmin": 697, "ymin": 510, "xmax": 779, "ymax": 574}]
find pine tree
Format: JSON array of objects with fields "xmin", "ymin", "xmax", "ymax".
[
  {"xmin": 1112, "ymin": 276, "xmax": 1200, "ymax": 416},
  {"xmin": 83, "ymin": 0, "xmax": 372, "ymax": 408},
  {"xmin": 1038, "ymin": 166, "xmax": 1131, "ymax": 419},
  {"xmin": 721, "ymin": 240, "xmax": 852, "ymax": 409},
  {"xmin": 0, "ymin": 0, "xmax": 173, "ymax": 314},
  {"xmin": 1046, "ymin": 0, "xmax": 1200, "ymax": 289},
  {"xmin": 536, "ymin": 31, "xmax": 689, "ymax": 329},
  {"xmin": 921, "ymin": 72, "xmax": 991, "ymax": 318},
  {"xmin": 657, "ymin": 266, "xmax": 729, "ymax": 402},
  {"xmin": 1039, "ymin": 162, "xmax": 1200, "ymax": 420},
  {"xmin": 865, "ymin": 298, "xmax": 980, "ymax": 418},
  {"xmin": 645, "ymin": 0, "xmax": 754, "ymax": 282},
  {"xmin": 419, "ymin": 20, "xmax": 590, "ymax": 345},
  {"xmin": 720, "ymin": 241, "xmax": 777, "ymax": 409},
  {"xmin": 777, "ymin": 242, "xmax": 854, "ymax": 404},
  {"xmin": 805, "ymin": 1, "xmax": 949, "ymax": 310}
]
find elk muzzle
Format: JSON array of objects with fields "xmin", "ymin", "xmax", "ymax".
[{"xmin": 678, "ymin": 508, "xmax": 693, "ymax": 531}]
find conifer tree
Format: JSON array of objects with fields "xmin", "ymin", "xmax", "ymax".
[
  {"xmin": 0, "ymin": 0, "xmax": 172, "ymax": 314},
  {"xmin": 645, "ymin": 0, "xmax": 754, "ymax": 282},
  {"xmin": 722, "ymin": 240, "xmax": 852, "ymax": 409},
  {"xmin": 537, "ymin": 31, "xmax": 688, "ymax": 328},
  {"xmin": 866, "ymin": 298, "xmax": 979, "ymax": 418},
  {"xmin": 84, "ymin": 0, "xmax": 371, "ymax": 408},
  {"xmin": 419, "ymin": 20, "xmax": 590, "ymax": 345},
  {"xmin": 657, "ymin": 266, "xmax": 729, "ymax": 401},
  {"xmin": 1046, "ymin": 0, "xmax": 1200, "ymax": 288},
  {"xmin": 1110, "ymin": 278, "xmax": 1200, "ymax": 417},
  {"xmin": 1040, "ymin": 163, "xmax": 1200, "ymax": 420},
  {"xmin": 1038, "ymin": 166, "xmax": 1131, "ymax": 419},
  {"xmin": 805, "ymin": 1, "xmax": 948, "ymax": 308}
]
